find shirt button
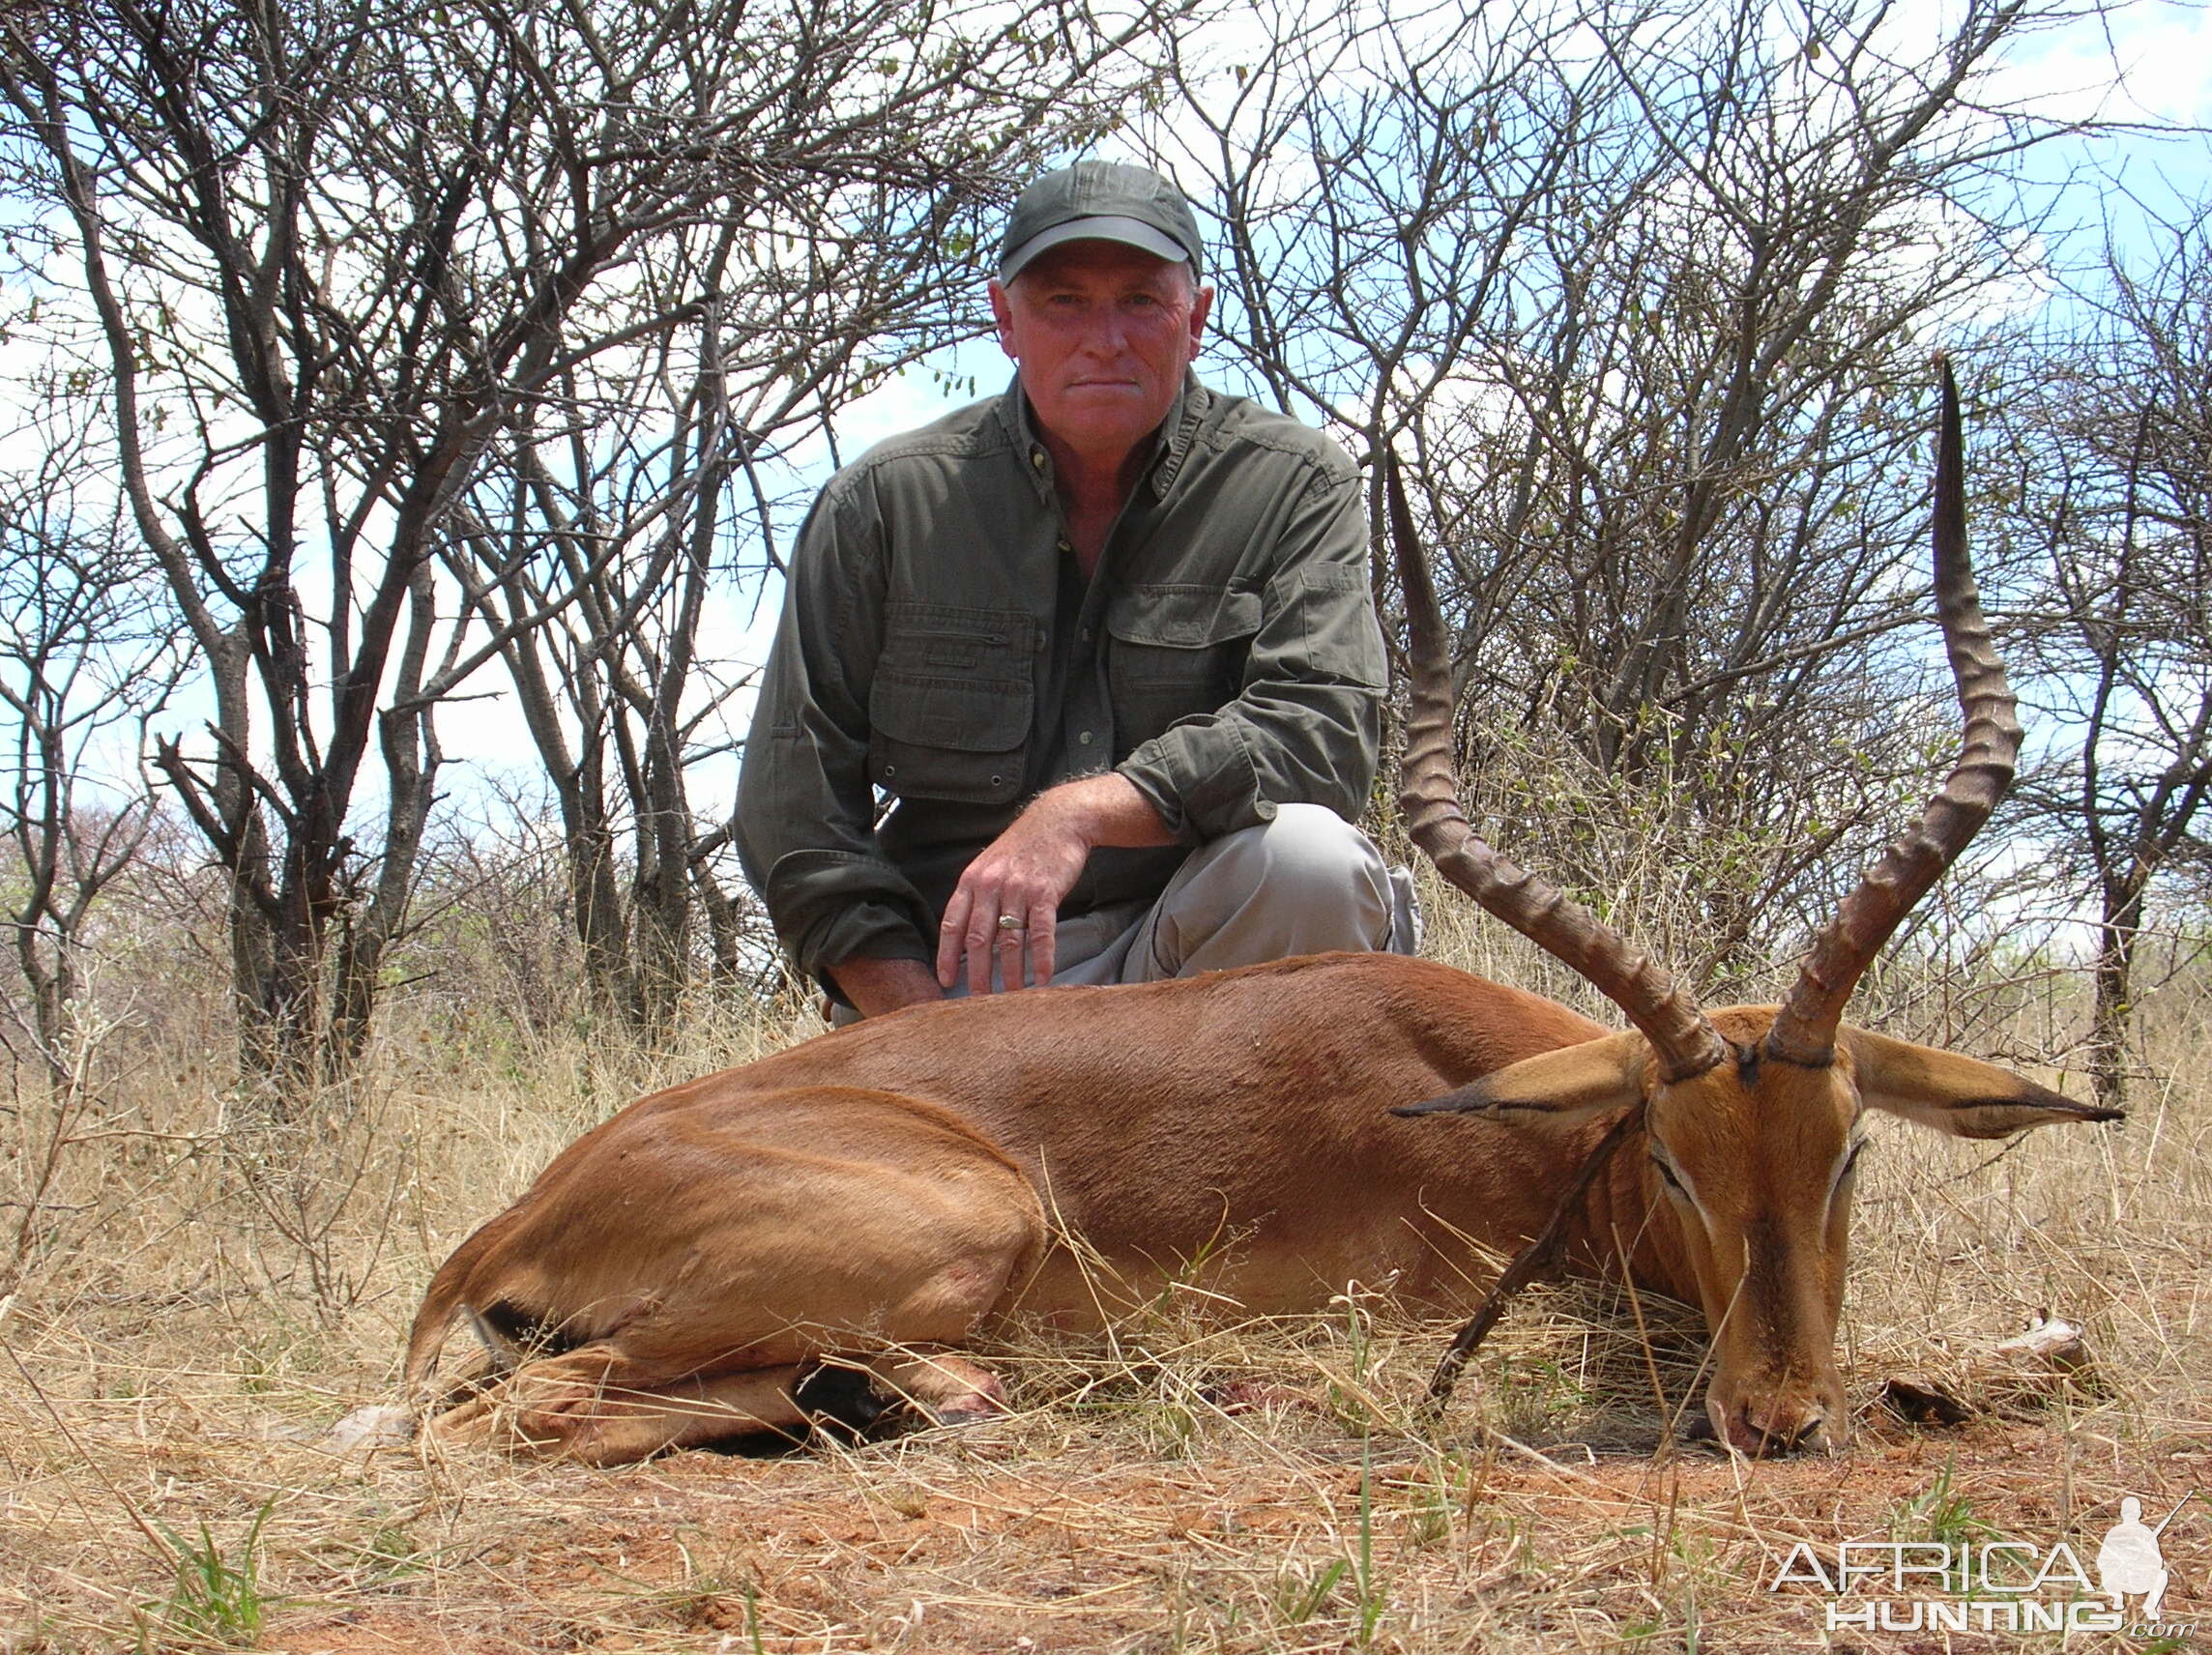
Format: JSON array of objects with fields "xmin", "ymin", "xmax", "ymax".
[
  {"xmin": 1031, "ymin": 450, "xmax": 1047, "ymax": 471},
  {"xmin": 1080, "ymin": 627, "xmax": 1092, "ymax": 642},
  {"xmin": 1078, "ymin": 730, "xmax": 1094, "ymax": 746},
  {"xmin": 1057, "ymin": 537, "xmax": 1072, "ymax": 554}
]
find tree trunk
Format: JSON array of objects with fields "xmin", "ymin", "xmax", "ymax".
[
  {"xmin": 629, "ymin": 711, "xmax": 693, "ymax": 1033},
  {"xmin": 565, "ymin": 765, "xmax": 638, "ymax": 1024},
  {"xmin": 2088, "ymin": 872, "xmax": 2148, "ymax": 1116}
]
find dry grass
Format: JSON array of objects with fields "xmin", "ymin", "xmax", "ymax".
[{"xmin": 5, "ymin": 899, "xmax": 2211, "ymax": 1653}]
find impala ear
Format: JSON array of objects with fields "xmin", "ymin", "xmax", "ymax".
[
  {"xmin": 1395, "ymin": 1031, "xmax": 1647, "ymax": 1126},
  {"xmin": 1843, "ymin": 1028, "xmax": 2124, "ymax": 1140}
]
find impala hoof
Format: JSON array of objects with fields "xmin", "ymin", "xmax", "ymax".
[{"xmin": 795, "ymin": 1362, "xmax": 891, "ymax": 1440}]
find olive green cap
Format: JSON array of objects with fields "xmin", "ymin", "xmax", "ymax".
[{"xmin": 998, "ymin": 161, "xmax": 1204, "ymax": 282}]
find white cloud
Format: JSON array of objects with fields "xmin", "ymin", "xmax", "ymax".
[{"xmin": 1994, "ymin": 0, "xmax": 2212, "ymax": 127}]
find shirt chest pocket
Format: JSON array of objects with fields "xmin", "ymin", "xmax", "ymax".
[
  {"xmin": 1107, "ymin": 583, "xmax": 1263, "ymax": 747},
  {"xmin": 868, "ymin": 603, "xmax": 1036, "ymax": 804}
]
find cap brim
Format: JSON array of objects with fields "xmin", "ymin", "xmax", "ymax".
[{"xmin": 999, "ymin": 217, "xmax": 1192, "ymax": 281}]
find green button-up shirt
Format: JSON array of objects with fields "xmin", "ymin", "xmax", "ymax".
[{"xmin": 736, "ymin": 371, "xmax": 1385, "ymax": 992}]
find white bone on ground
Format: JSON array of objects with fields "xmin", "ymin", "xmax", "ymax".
[{"xmin": 325, "ymin": 1404, "xmax": 417, "ymax": 1450}]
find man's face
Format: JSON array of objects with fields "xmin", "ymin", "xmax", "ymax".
[{"xmin": 989, "ymin": 241, "xmax": 1211, "ymax": 465}]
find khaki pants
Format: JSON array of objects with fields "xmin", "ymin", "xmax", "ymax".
[{"xmin": 839, "ymin": 804, "xmax": 1418, "ymax": 1021}]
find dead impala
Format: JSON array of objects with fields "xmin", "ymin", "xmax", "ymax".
[{"xmin": 406, "ymin": 365, "xmax": 2116, "ymax": 1463}]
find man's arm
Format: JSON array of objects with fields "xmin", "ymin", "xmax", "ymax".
[
  {"xmin": 828, "ymin": 956, "xmax": 942, "ymax": 1018},
  {"xmin": 734, "ymin": 479, "xmax": 941, "ymax": 1004},
  {"xmin": 1117, "ymin": 455, "xmax": 1386, "ymax": 841}
]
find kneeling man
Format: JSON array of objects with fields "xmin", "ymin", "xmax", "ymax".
[{"xmin": 737, "ymin": 161, "xmax": 1412, "ymax": 1019}]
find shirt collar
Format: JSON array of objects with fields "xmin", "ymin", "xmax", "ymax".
[{"xmin": 997, "ymin": 369, "xmax": 1208, "ymax": 504}]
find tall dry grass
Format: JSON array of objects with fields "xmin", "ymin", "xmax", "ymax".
[{"xmin": 3, "ymin": 855, "xmax": 2208, "ymax": 1653}]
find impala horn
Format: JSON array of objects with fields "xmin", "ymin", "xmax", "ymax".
[
  {"xmin": 1389, "ymin": 449, "xmax": 1729, "ymax": 1083},
  {"xmin": 1762, "ymin": 360, "xmax": 2020, "ymax": 1066}
]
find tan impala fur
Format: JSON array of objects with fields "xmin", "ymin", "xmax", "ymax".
[{"xmin": 406, "ymin": 364, "xmax": 2120, "ymax": 1463}]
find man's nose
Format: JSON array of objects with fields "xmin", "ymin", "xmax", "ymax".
[{"xmin": 1077, "ymin": 314, "xmax": 1129, "ymax": 358}]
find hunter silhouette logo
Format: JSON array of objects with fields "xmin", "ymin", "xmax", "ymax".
[
  {"xmin": 1769, "ymin": 1491, "xmax": 2197, "ymax": 1638},
  {"xmin": 2098, "ymin": 1495, "xmax": 2186, "ymax": 1623}
]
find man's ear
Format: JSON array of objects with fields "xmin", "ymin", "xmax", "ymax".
[
  {"xmin": 988, "ymin": 277, "xmax": 1017, "ymax": 359},
  {"xmin": 1843, "ymin": 1027, "xmax": 2123, "ymax": 1140},
  {"xmin": 1395, "ymin": 1030, "xmax": 1646, "ymax": 1127},
  {"xmin": 1186, "ymin": 280, "xmax": 1212, "ymax": 350}
]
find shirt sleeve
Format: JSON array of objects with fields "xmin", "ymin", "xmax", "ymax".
[
  {"xmin": 734, "ymin": 477, "xmax": 937, "ymax": 991},
  {"xmin": 1116, "ymin": 456, "xmax": 1385, "ymax": 839}
]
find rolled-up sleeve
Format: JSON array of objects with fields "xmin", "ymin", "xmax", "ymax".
[
  {"xmin": 1117, "ymin": 460, "xmax": 1384, "ymax": 839},
  {"xmin": 735, "ymin": 482, "xmax": 936, "ymax": 985}
]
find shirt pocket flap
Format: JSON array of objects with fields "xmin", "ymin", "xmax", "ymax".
[
  {"xmin": 870, "ymin": 671, "xmax": 1031, "ymax": 753},
  {"xmin": 1106, "ymin": 584, "xmax": 1263, "ymax": 649}
]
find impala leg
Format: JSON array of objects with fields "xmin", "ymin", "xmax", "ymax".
[
  {"xmin": 426, "ymin": 1345, "xmax": 1015, "ymax": 1462},
  {"xmin": 417, "ymin": 1086, "xmax": 1050, "ymax": 1465},
  {"xmin": 422, "ymin": 1204, "xmax": 1043, "ymax": 1460},
  {"xmin": 423, "ymin": 1344, "xmax": 816, "ymax": 1464},
  {"xmin": 844, "ymin": 1347, "xmax": 1012, "ymax": 1425}
]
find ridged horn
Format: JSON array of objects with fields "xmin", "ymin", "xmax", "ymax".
[
  {"xmin": 1763, "ymin": 360, "xmax": 2021, "ymax": 1066},
  {"xmin": 1389, "ymin": 448, "xmax": 1729, "ymax": 1084}
]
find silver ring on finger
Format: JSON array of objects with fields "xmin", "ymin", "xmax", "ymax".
[{"xmin": 997, "ymin": 913, "xmax": 1025, "ymax": 932}]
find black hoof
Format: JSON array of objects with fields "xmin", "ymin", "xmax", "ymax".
[{"xmin": 794, "ymin": 1362, "xmax": 889, "ymax": 1440}]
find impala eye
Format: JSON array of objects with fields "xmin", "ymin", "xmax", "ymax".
[{"xmin": 1650, "ymin": 1154, "xmax": 1691, "ymax": 1199}]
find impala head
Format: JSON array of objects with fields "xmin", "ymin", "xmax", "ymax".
[{"xmin": 1389, "ymin": 363, "xmax": 2120, "ymax": 1455}]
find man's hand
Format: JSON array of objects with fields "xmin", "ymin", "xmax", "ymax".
[{"xmin": 938, "ymin": 773, "xmax": 1175, "ymax": 995}]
